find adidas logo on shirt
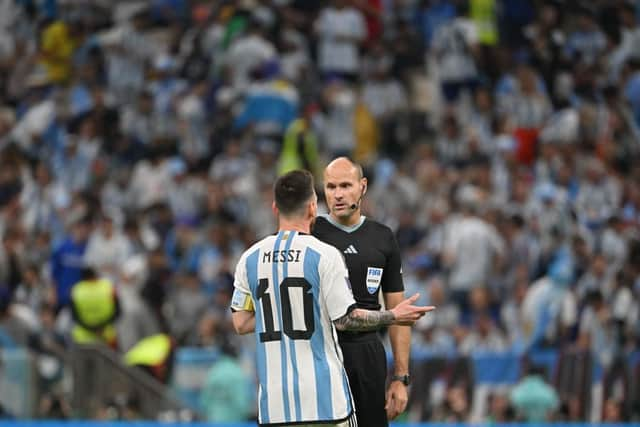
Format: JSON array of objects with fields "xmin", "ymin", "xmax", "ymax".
[{"xmin": 343, "ymin": 245, "xmax": 358, "ymax": 254}]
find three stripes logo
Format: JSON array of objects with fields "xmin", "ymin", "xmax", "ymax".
[{"xmin": 343, "ymin": 245, "xmax": 358, "ymax": 254}]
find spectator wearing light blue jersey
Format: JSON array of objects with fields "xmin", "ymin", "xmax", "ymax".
[
  {"xmin": 510, "ymin": 365, "xmax": 559, "ymax": 422},
  {"xmin": 234, "ymin": 63, "xmax": 299, "ymax": 139},
  {"xmin": 199, "ymin": 337, "xmax": 253, "ymax": 422}
]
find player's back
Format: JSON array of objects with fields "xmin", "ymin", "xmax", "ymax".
[{"xmin": 234, "ymin": 230, "xmax": 355, "ymax": 425}]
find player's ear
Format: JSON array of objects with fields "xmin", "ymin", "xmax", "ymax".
[
  {"xmin": 308, "ymin": 197, "xmax": 317, "ymax": 219},
  {"xmin": 272, "ymin": 201, "xmax": 278, "ymax": 217}
]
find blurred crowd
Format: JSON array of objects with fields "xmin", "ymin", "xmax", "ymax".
[{"xmin": 0, "ymin": 0, "xmax": 640, "ymax": 423}]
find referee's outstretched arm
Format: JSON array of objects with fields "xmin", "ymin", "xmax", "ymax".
[{"xmin": 334, "ymin": 293, "xmax": 434, "ymax": 331}]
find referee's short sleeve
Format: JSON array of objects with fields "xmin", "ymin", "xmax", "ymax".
[{"xmin": 320, "ymin": 247, "xmax": 356, "ymax": 321}]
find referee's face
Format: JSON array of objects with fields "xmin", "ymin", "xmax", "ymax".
[{"xmin": 324, "ymin": 160, "xmax": 363, "ymax": 223}]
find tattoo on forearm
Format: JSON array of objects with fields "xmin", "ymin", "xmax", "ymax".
[{"xmin": 334, "ymin": 309, "xmax": 395, "ymax": 331}]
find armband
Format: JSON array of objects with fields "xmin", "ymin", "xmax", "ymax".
[{"xmin": 230, "ymin": 288, "xmax": 254, "ymax": 312}]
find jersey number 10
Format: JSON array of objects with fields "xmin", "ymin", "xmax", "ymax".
[{"xmin": 257, "ymin": 277, "xmax": 315, "ymax": 342}]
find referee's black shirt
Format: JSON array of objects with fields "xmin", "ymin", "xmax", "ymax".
[{"xmin": 312, "ymin": 215, "xmax": 404, "ymax": 313}]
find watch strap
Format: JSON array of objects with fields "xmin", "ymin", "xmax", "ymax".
[{"xmin": 391, "ymin": 374, "xmax": 410, "ymax": 386}]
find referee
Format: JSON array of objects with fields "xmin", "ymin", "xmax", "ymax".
[{"xmin": 313, "ymin": 157, "xmax": 412, "ymax": 426}]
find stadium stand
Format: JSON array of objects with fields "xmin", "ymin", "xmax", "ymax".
[{"xmin": 0, "ymin": 0, "xmax": 640, "ymax": 423}]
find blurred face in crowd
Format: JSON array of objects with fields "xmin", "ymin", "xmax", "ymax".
[
  {"xmin": 0, "ymin": 109, "xmax": 14, "ymax": 138},
  {"xmin": 470, "ymin": 287, "xmax": 489, "ymax": 312},
  {"xmin": 620, "ymin": 6, "xmax": 636, "ymax": 29},
  {"xmin": 518, "ymin": 66, "xmax": 537, "ymax": 95},
  {"xmin": 101, "ymin": 217, "xmax": 114, "ymax": 237},
  {"xmin": 474, "ymin": 88, "xmax": 492, "ymax": 112},
  {"xmin": 139, "ymin": 93, "xmax": 153, "ymax": 114},
  {"xmin": 208, "ymin": 224, "xmax": 227, "ymax": 247},
  {"xmin": 443, "ymin": 115, "xmax": 459, "ymax": 138},
  {"xmin": 333, "ymin": 0, "xmax": 348, "ymax": 9},
  {"xmin": 540, "ymin": 5, "xmax": 558, "ymax": 27},
  {"xmin": 477, "ymin": 313, "xmax": 493, "ymax": 337},
  {"xmin": 35, "ymin": 163, "xmax": 51, "ymax": 186},
  {"xmin": 323, "ymin": 158, "xmax": 367, "ymax": 225},
  {"xmin": 603, "ymin": 399, "xmax": 623, "ymax": 422},
  {"xmin": 72, "ymin": 221, "xmax": 91, "ymax": 242},
  {"xmin": 429, "ymin": 278, "xmax": 446, "ymax": 305},
  {"xmin": 591, "ymin": 254, "xmax": 607, "ymax": 277},
  {"xmin": 488, "ymin": 393, "xmax": 510, "ymax": 421},
  {"xmin": 577, "ymin": 12, "xmax": 596, "ymax": 32}
]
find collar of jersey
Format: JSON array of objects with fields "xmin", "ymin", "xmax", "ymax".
[{"xmin": 321, "ymin": 214, "xmax": 366, "ymax": 233}]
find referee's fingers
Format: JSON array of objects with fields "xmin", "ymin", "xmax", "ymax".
[{"xmin": 389, "ymin": 400, "xmax": 403, "ymax": 419}]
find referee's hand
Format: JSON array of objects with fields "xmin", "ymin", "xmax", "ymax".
[{"xmin": 390, "ymin": 293, "xmax": 435, "ymax": 326}]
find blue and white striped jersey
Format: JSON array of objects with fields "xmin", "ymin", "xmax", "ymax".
[{"xmin": 231, "ymin": 230, "xmax": 356, "ymax": 425}]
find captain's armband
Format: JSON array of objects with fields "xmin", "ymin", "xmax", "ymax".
[{"xmin": 230, "ymin": 288, "xmax": 254, "ymax": 312}]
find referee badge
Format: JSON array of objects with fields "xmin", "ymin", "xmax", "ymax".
[{"xmin": 366, "ymin": 267, "xmax": 383, "ymax": 294}]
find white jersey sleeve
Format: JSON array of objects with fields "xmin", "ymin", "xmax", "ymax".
[
  {"xmin": 231, "ymin": 252, "xmax": 254, "ymax": 312},
  {"xmin": 320, "ymin": 247, "xmax": 356, "ymax": 320}
]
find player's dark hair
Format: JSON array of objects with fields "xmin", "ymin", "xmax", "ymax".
[{"xmin": 274, "ymin": 170, "xmax": 315, "ymax": 217}]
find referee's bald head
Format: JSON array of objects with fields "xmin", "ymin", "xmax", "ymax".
[{"xmin": 324, "ymin": 157, "xmax": 363, "ymax": 180}]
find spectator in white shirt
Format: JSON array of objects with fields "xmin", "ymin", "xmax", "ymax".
[
  {"xmin": 98, "ymin": 11, "xmax": 157, "ymax": 106},
  {"xmin": 84, "ymin": 211, "xmax": 132, "ymax": 282},
  {"xmin": 564, "ymin": 7, "xmax": 606, "ymax": 67},
  {"xmin": 120, "ymin": 90, "xmax": 166, "ymax": 146},
  {"xmin": 128, "ymin": 149, "xmax": 172, "ymax": 211},
  {"xmin": 443, "ymin": 186, "xmax": 505, "ymax": 310},
  {"xmin": 224, "ymin": 22, "xmax": 276, "ymax": 91},
  {"xmin": 361, "ymin": 50, "xmax": 408, "ymax": 120},
  {"xmin": 430, "ymin": 13, "xmax": 479, "ymax": 103},
  {"xmin": 315, "ymin": 0, "xmax": 366, "ymax": 80},
  {"xmin": 574, "ymin": 158, "xmax": 622, "ymax": 228},
  {"xmin": 459, "ymin": 312, "xmax": 508, "ymax": 354}
]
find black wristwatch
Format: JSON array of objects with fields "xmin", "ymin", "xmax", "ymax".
[{"xmin": 391, "ymin": 374, "xmax": 411, "ymax": 386}]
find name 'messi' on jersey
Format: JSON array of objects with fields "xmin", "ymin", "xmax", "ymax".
[{"xmin": 262, "ymin": 249, "xmax": 302, "ymax": 263}]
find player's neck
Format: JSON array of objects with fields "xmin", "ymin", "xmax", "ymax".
[
  {"xmin": 330, "ymin": 211, "xmax": 361, "ymax": 227},
  {"xmin": 278, "ymin": 218, "xmax": 311, "ymax": 234}
]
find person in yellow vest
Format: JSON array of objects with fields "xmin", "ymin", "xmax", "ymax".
[
  {"xmin": 123, "ymin": 333, "xmax": 175, "ymax": 384},
  {"xmin": 470, "ymin": 0, "xmax": 498, "ymax": 46},
  {"xmin": 470, "ymin": 0, "xmax": 499, "ymax": 83},
  {"xmin": 277, "ymin": 104, "xmax": 320, "ymax": 179},
  {"xmin": 38, "ymin": 16, "xmax": 84, "ymax": 85},
  {"xmin": 70, "ymin": 267, "xmax": 120, "ymax": 349}
]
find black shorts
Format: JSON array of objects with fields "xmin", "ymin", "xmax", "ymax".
[{"xmin": 338, "ymin": 331, "xmax": 388, "ymax": 427}]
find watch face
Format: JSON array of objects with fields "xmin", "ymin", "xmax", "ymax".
[{"xmin": 393, "ymin": 375, "xmax": 410, "ymax": 385}]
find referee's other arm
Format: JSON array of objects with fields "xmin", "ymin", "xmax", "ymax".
[{"xmin": 384, "ymin": 291, "xmax": 411, "ymax": 420}]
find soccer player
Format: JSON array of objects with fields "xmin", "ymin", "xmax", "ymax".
[
  {"xmin": 312, "ymin": 157, "xmax": 412, "ymax": 426},
  {"xmin": 231, "ymin": 170, "xmax": 433, "ymax": 426}
]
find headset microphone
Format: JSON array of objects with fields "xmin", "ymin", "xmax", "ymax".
[{"xmin": 349, "ymin": 185, "xmax": 366, "ymax": 210}]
